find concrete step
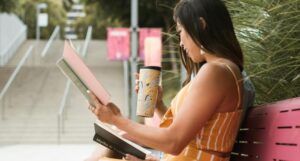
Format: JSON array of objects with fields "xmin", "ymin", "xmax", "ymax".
[
  {"xmin": 64, "ymin": 27, "xmax": 75, "ymax": 32},
  {"xmin": 0, "ymin": 144, "xmax": 98, "ymax": 161},
  {"xmin": 72, "ymin": 4, "xmax": 84, "ymax": 10},
  {"xmin": 0, "ymin": 117, "xmax": 96, "ymax": 144},
  {"xmin": 66, "ymin": 20, "xmax": 75, "ymax": 25},
  {"xmin": 0, "ymin": 40, "xmax": 125, "ymax": 145},
  {"xmin": 0, "ymin": 67, "xmax": 15, "ymax": 91},
  {"xmin": 64, "ymin": 34, "xmax": 78, "ymax": 40},
  {"xmin": 67, "ymin": 12, "xmax": 86, "ymax": 18}
]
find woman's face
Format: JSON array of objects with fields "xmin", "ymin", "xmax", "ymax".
[{"xmin": 177, "ymin": 23, "xmax": 204, "ymax": 63}]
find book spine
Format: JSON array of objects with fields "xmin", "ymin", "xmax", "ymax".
[
  {"xmin": 57, "ymin": 59, "xmax": 90, "ymax": 101},
  {"xmin": 93, "ymin": 133, "xmax": 126, "ymax": 157}
]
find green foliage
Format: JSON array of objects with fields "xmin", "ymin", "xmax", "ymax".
[
  {"xmin": 0, "ymin": 0, "xmax": 20, "ymax": 13},
  {"xmin": 160, "ymin": 31, "xmax": 182, "ymax": 104},
  {"xmin": 20, "ymin": 0, "xmax": 66, "ymax": 39},
  {"xmin": 74, "ymin": 2, "xmax": 124, "ymax": 39},
  {"xmin": 76, "ymin": 0, "xmax": 178, "ymax": 39},
  {"xmin": 226, "ymin": 0, "xmax": 300, "ymax": 104},
  {"xmin": 62, "ymin": 0, "xmax": 73, "ymax": 11}
]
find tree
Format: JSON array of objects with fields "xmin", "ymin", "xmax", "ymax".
[
  {"xmin": 21, "ymin": 0, "xmax": 66, "ymax": 39},
  {"xmin": 0, "ymin": 0, "xmax": 20, "ymax": 13},
  {"xmin": 78, "ymin": 0, "xmax": 178, "ymax": 38}
]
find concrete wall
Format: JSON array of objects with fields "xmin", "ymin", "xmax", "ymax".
[{"xmin": 0, "ymin": 13, "xmax": 27, "ymax": 66}]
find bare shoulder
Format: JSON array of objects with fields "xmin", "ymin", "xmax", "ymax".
[
  {"xmin": 190, "ymin": 63, "xmax": 232, "ymax": 107},
  {"xmin": 196, "ymin": 63, "xmax": 229, "ymax": 82}
]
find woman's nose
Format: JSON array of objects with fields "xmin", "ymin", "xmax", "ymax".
[{"xmin": 180, "ymin": 40, "xmax": 183, "ymax": 47}]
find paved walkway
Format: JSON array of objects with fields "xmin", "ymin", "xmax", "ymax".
[{"xmin": 0, "ymin": 144, "xmax": 97, "ymax": 161}]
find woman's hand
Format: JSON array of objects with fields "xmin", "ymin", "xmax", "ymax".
[
  {"xmin": 134, "ymin": 73, "xmax": 164, "ymax": 106},
  {"xmin": 87, "ymin": 90, "xmax": 121, "ymax": 125},
  {"xmin": 124, "ymin": 154, "xmax": 159, "ymax": 161}
]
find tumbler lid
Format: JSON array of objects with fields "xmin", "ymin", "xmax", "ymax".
[{"xmin": 140, "ymin": 66, "xmax": 161, "ymax": 71}]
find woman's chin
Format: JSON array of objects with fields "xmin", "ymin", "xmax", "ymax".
[
  {"xmin": 192, "ymin": 57, "xmax": 205, "ymax": 63},
  {"xmin": 190, "ymin": 57, "xmax": 197, "ymax": 63}
]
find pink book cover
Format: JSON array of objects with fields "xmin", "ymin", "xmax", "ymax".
[{"xmin": 63, "ymin": 40, "xmax": 111, "ymax": 105}]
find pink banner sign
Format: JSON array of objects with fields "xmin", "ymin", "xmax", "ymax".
[
  {"xmin": 107, "ymin": 28, "xmax": 130, "ymax": 61},
  {"xmin": 139, "ymin": 28, "xmax": 162, "ymax": 64},
  {"xmin": 144, "ymin": 37, "xmax": 162, "ymax": 67}
]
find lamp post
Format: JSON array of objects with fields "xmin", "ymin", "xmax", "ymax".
[
  {"xmin": 130, "ymin": 0, "xmax": 139, "ymax": 122},
  {"xmin": 35, "ymin": 3, "xmax": 47, "ymax": 64},
  {"xmin": 36, "ymin": 3, "xmax": 48, "ymax": 42}
]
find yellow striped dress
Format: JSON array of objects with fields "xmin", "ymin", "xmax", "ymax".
[
  {"xmin": 160, "ymin": 64, "xmax": 244, "ymax": 161},
  {"xmin": 100, "ymin": 64, "xmax": 243, "ymax": 161}
]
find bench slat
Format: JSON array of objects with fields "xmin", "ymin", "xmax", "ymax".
[{"xmin": 231, "ymin": 97, "xmax": 300, "ymax": 161}]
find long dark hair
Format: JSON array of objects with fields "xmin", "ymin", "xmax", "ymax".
[{"xmin": 174, "ymin": 0, "xmax": 244, "ymax": 86}]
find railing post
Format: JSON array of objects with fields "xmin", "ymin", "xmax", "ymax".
[
  {"xmin": 1, "ymin": 96, "xmax": 5, "ymax": 120},
  {"xmin": 81, "ymin": 26, "xmax": 92, "ymax": 57},
  {"xmin": 123, "ymin": 61, "xmax": 130, "ymax": 117},
  {"xmin": 0, "ymin": 46, "xmax": 33, "ymax": 120},
  {"xmin": 57, "ymin": 80, "xmax": 71, "ymax": 143},
  {"xmin": 62, "ymin": 109, "xmax": 65, "ymax": 134},
  {"xmin": 56, "ymin": 34, "xmax": 89, "ymax": 143},
  {"xmin": 41, "ymin": 26, "xmax": 60, "ymax": 57},
  {"xmin": 57, "ymin": 115, "xmax": 61, "ymax": 144}
]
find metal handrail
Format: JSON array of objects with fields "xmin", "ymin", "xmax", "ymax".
[
  {"xmin": 57, "ymin": 80, "xmax": 71, "ymax": 144},
  {"xmin": 81, "ymin": 26, "xmax": 93, "ymax": 57},
  {"xmin": 1, "ymin": 45, "xmax": 34, "ymax": 119},
  {"xmin": 57, "ymin": 45, "xmax": 82, "ymax": 143},
  {"xmin": 57, "ymin": 25, "xmax": 92, "ymax": 143},
  {"xmin": 41, "ymin": 26, "xmax": 60, "ymax": 57}
]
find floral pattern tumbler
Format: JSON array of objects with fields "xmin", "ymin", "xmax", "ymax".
[{"xmin": 136, "ymin": 66, "xmax": 161, "ymax": 117}]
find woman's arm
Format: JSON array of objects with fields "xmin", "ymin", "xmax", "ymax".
[
  {"xmin": 155, "ymin": 96, "xmax": 167, "ymax": 119},
  {"xmin": 89, "ymin": 63, "xmax": 228, "ymax": 155}
]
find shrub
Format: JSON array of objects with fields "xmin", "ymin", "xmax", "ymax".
[{"xmin": 226, "ymin": 0, "xmax": 300, "ymax": 104}]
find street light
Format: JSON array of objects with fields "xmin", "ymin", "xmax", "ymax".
[
  {"xmin": 130, "ymin": 0, "xmax": 139, "ymax": 122},
  {"xmin": 36, "ymin": 3, "xmax": 48, "ymax": 42}
]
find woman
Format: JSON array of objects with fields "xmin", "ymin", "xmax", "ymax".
[{"xmin": 88, "ymin": 0, "xmax": 245, "ymax": 160}]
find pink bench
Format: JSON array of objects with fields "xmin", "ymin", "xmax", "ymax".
[{"xmin": 230, "ymin": 97, "xmax": 300, "ymax": 161}]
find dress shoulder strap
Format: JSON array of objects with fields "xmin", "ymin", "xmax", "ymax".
[{"xmin": 223, "ymin": 64, "xmax": 242, "ymax": 110}]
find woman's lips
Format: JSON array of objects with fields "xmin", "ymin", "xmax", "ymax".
[{"xmin": 185, "ymin": 48, "xmax": 189, "ymax": 55}]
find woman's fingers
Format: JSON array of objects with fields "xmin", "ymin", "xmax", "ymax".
[
  {"xmin": 87, "ymin": 90, "xmax": 101, "ymax": 106},
  {"xmin": 134, "ymin": 73, "xmax": 140, "ymax": 93},
  {"xmin": 87, "ymin": 90, "xmax": 104, "ymax": 116},
  {"xmin": 134, "ymin": 73, "xmax": 139, "ymax": 80},
  {"xmin": 145, "ymin": 155, "xmax": 159, "ymax": 161},
  {"xmin": 124, "ymin": 154, "xmax": 158, "ymax": 161},
  {"xmin": 135, "ymin": 85, "xmax": 139, "ymax": 93},
  {"xmin": 124, "ymin": 154, "xmax": 142, "ymax": 161},
  {"xmin": 88, "ymin": 105, "xmax": 95, "ymax": 111}
]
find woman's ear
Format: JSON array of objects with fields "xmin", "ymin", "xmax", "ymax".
[{"xmin": 199, "ymin": 17, "xmax": 207, "ymax": 30}]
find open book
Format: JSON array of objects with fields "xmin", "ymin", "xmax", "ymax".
[
  {"xmin": 56, "ymin": 40, "xmax": 111, "ymax": 105},
  {"xmin": 93, "ymin": 122, "xmax": 151, "ymax": 160},
  {"xmin": 57, "ymin": 41, "xmax": 152, "ymax": 159}
]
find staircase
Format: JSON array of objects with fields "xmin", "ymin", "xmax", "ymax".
[
  {"xmin": 64, "ymin": 4, "xmax": 86, "ymax": 40},
  {"xmin": 0, "ymin": 40, "xmax": 125, "ymax": 145}
]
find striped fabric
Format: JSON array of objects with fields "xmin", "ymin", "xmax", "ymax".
[
  {"xmin": 101, "ymin": 64, "xmax": 243, "ymax": 161},
  {"xmin": 160, "ymin": 64, "xmax": 244, "ymax": 161}
]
